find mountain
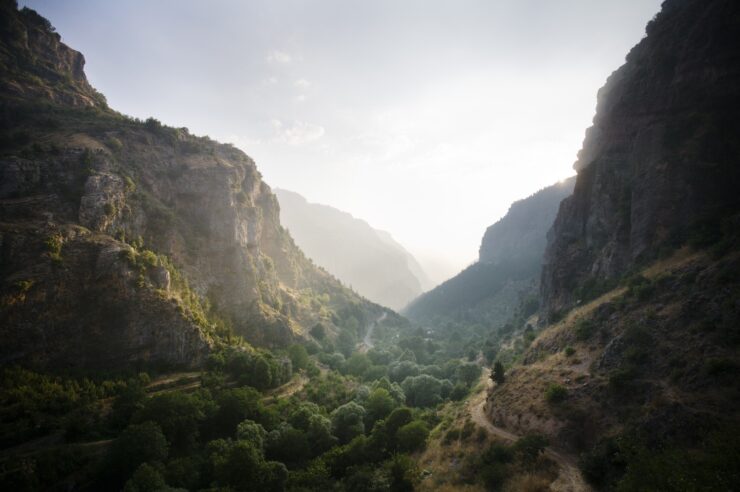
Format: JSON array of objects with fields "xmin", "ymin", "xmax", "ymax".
[
  {"xmin": 404, "ymin": 178, "xmax": 574, "ymax": 326},
  {"xmin": 0, "ymin": 2, "xmax": 387, "ymax": 371},
  {"xmin": 487, "ymin": 0, "xmax": 740, "ymax": 488},
  {"xmin": 274, "ymin": 189, "xmax": 430, "ymax": 311}
]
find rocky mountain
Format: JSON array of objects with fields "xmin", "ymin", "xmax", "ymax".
[
  {"xmin": 540, "ymin": 0, "xmax": 740, "ymax": 319},
  {"xmin": 404, "ymin": 178, "xmax": 574, "ymax": 326},
  {"xmin": 487, "ymin": 0, "xmax": 740, "ymax": 488},
  {"xmin": 0, "ymin": 2, "xmax": 386, "ymax": 371},
  {"xmin": 275, "ymin": 188, "xmax": 430, "ymax": 311}
]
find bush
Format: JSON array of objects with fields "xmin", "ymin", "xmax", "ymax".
[
  {"xmin": 396, "ymin": 420, "xmax": 429, "ymax": 453},
  {"xmin": 331, "ymin": 402, "xmax": 366, "ymax": 444},
  {"xmin": 107, "ymin": 422, "xmax": 168, "ymax": 481},
  {"xmin": 575, "ymin": 319, "xmax": 596, "ymax": 341},
  {"xmin": 545, "ymin": 384, "xmax": 567, "ymax": 404},
  {"xmin": 564, "ymin": 346, "xmax": 576, "ymax": 357},
  {"xmin": 514, "ymin": 434, "xmax": 549, "ymax": 466}
]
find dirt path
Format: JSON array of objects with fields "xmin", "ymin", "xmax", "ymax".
[
  {"xmin": 262, "ymin": 372, "xmax": 310, "ymax": 403},
  {"xmin": 359, "ymin": 311, "xmax": 387, "ymax": 352},
  {"xmin": 469, "ymin": 370, "xmax": 591, "ymax": 492}
]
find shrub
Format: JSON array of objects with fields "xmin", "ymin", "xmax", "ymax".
[
  {"xmin": 396, "ymin": 420, "xmax": 429, "ymax": 453},
  {"xmin": 545, "ymin": 384, "xmax": 567, "ymax": 404},
  {"xmin": 575, "ymin": 319, "xmax": 596, "ymax": 341},
  {"xmin": 564, "ymin": 346, "xmax": 576, "ymax": 357},
  {"xmin": 492, "ymin": 361, "xmax": 506, "ymax": 384},
  {"xmin": 514, "ymin": 434, "xmax": 549, "ymax": 466}
]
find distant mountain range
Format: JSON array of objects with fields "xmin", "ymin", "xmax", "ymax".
[
  {"xmin": 403, "ymin": 177, "xmax": 575, "ymax": 325},
  {"xmin": 275, "ymin": 189, "xmax": 431, "ymax": 310}
]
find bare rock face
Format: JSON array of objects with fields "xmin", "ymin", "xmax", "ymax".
[
  {"xmin": 0, "ymin": 1, "xmax": 106, "ymax": 107},
  {"xmin": 541, "ymin": 0, "xmax": 740, "ymax": 317}
]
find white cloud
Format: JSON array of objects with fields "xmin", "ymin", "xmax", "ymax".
[
  {"xmin": 293, "ymin": 78, "xmax": 311, "ymax": 89},
  {"xmin": 295, "ymin": 94, "xmax": 306, "ymax": 103},
  {"xmin": 271, "ymin": 119, "xmax": 325, "ymax": 145},
  {"xmin": 266, "ymin": 50, "xmax": 292, "ymax": 64},
  {"xmin": 262, "ymin": 76, "xmax": 278, "ymax": 85}
]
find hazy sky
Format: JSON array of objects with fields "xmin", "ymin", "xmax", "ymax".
[{"xmin": 24, "ymin": 0, "xmax": 662, "ymax": 282}]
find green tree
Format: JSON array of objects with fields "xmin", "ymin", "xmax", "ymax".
[
  {"xmin": 108, "ymin": 422, "xmax": 168, "ymax": 482},
  {"xmin": 265, "ymin": 423, "xmax": 311, "ymax": 466},
  {"xmin": 492, "ymin": 362, "xmax": 506, "ymax": 385},
  {"xmin": 236, "ymin": 419, "xmax": 267, "ymax": 450},
  {"xmin": 133, "ymin": 392, "xmax": 207, "ymax": 452},
  {"xmin": 331, "ymin": 401, "xmax": 366, "ymax": 444},
  {"xmin": 396, "ymin": 420, "xmax": 429, "ymax": 453},
  {"xmin": 365, "ymin": 388, "xmax": 397, "ymax": 427},
  {"xmin": 211, "ymin": 440, "xmax": 287, "ymax": 491},
  {"xmin": 123, "ymin": 463, "xmax": 166, "ymax": 492},
  {"xmin": 401, "ymin": 375, "xmax": 444, "ymax": 407},
  {"xmin": 456, "ymin": 362, "xmax": 481, "ymax": 386},
  {"xmin": 288, "ymin": 344, "xmax": 310, "ymax": 372}
]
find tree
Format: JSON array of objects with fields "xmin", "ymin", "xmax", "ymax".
[
  {"xmin": 401, "ymin": 375, "xmax": 444, "ymax": 407},
  {"xmin": 123, "ymin": 463, "xmax": 166, "ymax": 492},
  {"xmin": 492, "ymin": 362, "xmax": 506, "ymax": 385},
  {"xmin": 108, "ymin": 422, "xmax": 168, "ymax": 481},
  {"xmin": 346, "ymin": 353, "xmax": 372, "ymax": 377},
  {"xmin": 211, "ymin": 440, "xmax": 287, "ymax": 491},
  {"xmin": 288, "ymin": 344, "xmax": 309, "ymax": 372},
  {"xmin": 456, "ymin": 362, "xmax": 482, "ymax": 386},
  {"xmin": 236, "ymin": 419, "xmax": 267, "ymax": 450},
  {"xmin": 133, "ymin": 392, "xmax": 207, "ymax": 452},
  {"xmin": 365, "ymin": 388, "xmax": 397, "ymax": 427},
  {"xmin": 396, "ymin": 420, "xmax": 429, "ymax": 453},
  {"xmin": 310, "ymin": 323, "xmax": 326, "ymax": 340},
  {"xmin": 212, "ymin": 387, "xmax": 265, "ymax": 438},
  {"xmin": 265, "ymin": 423, "xmax": 311, "ymax": 466},
  {"xmin": 331, "ymin": 401, "xmax": 366, "ymax": 444},
  {"xmin": 306, "ymin": 413, "xmax": 338, "ymax": 454}
]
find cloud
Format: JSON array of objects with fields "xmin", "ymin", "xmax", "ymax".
[
  {"xmin": 295, "ymin": 94, "xmax": 306, "ymax": 103},
  {"xmin": 271, "ymin": 119, "xmax": 325, "ymax": 145},
  {"xmin": 293, "ymin": 78, "xmax": 311, "ymax": 89},
  {"xmin": 262, "ymin": 76, "xmax": 278, "ymax": 85},
  {"xmin": 266, "ymin": 50, "xmax": 292, "ymax": 64}
]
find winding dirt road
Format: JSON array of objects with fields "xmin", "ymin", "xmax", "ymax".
[{"xmin": 469, "ymin": 370, "xmax": 591, "ymax": 492}]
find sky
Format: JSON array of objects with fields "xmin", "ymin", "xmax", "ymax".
[{"xmin": 23, "ymin": 0, "xmax": 662, "ymax": 284}]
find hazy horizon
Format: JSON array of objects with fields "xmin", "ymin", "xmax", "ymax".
[{"xmin": 22, "ymin": 0, "xmax": 663, "ymax": 279}]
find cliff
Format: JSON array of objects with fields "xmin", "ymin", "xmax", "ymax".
[
  {"xmin": 0, "ymin": 2, "xmax": 383, "ymax": 371},
  {"xmin": 486, "ymin": 1, "xmax": 740, "ymax": 488},
  {"xmin": 404, "ymin": 178, "xmax": 574, "ymax": 326},
  {"xmin": 275, "ymin": 188, "xmax": 430, "ymax": 310},
  {"xmin": 541, "ymin": 0, "xmax": 740, "ymax": 318}
]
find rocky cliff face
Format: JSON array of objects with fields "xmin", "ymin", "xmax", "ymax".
[
  {"xmin": 486, "ymin": 2, "xmax": 740, "ymax": 487},
  {"xmin": 541, "ymin": 0, "xmax": 740, "ymax": 317},
  {"xmin": 0, "ymin": 2, "xmax": 381, "ymax": 371},
  {"xmin": 404, "ymin": 179, "xmax": 574, "ymax": 325},
  {"xmin": 275, "ymin": 189, "xmax": 430, "ymax": 311}
]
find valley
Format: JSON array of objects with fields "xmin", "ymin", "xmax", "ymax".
[{"xmin": 1, "ymin": 0, "xmax": 739, "ymax": 491}]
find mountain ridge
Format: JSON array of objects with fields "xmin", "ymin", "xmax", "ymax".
[{"xmin": 275, "ymin": 188, "xmax": 430, "ymax": 311}]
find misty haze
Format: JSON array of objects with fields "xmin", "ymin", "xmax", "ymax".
[{"xmin": 1, "ymin": 0, "xmax": 739, "ymax": 491}]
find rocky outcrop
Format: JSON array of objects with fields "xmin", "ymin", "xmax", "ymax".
[
  {"xmin": 0, "ymin": 2, "xmax": 382, "ymax": 371},
  {"xmin": 541, "ymin": 0, "xmax": 740, "ymax": 317},
  {"xmin": 275, "ymin": 188, "xmax": 430, "ymax": 310},
  {"xmin": 404, "ymin": 179, "xmax": 574, "ymax": 325},
  {"xmin": 0, "ymin": 0, "xmax": 106, "ymax": 108}
]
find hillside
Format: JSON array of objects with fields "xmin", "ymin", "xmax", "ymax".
[
  {"xmin": 0, "ymin": 2, "xmax": 386, "ymax": 371},
  {"xmin": 275, "ymin": 188, "xmax": 430, "ymax": 311},
  {"xmin": 404, "ymin": 178, "xmax": 574, "ymax": 326},
  {"xmin": 487, "ymin": 0, "xmax": 740, "ymax": 489}
]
